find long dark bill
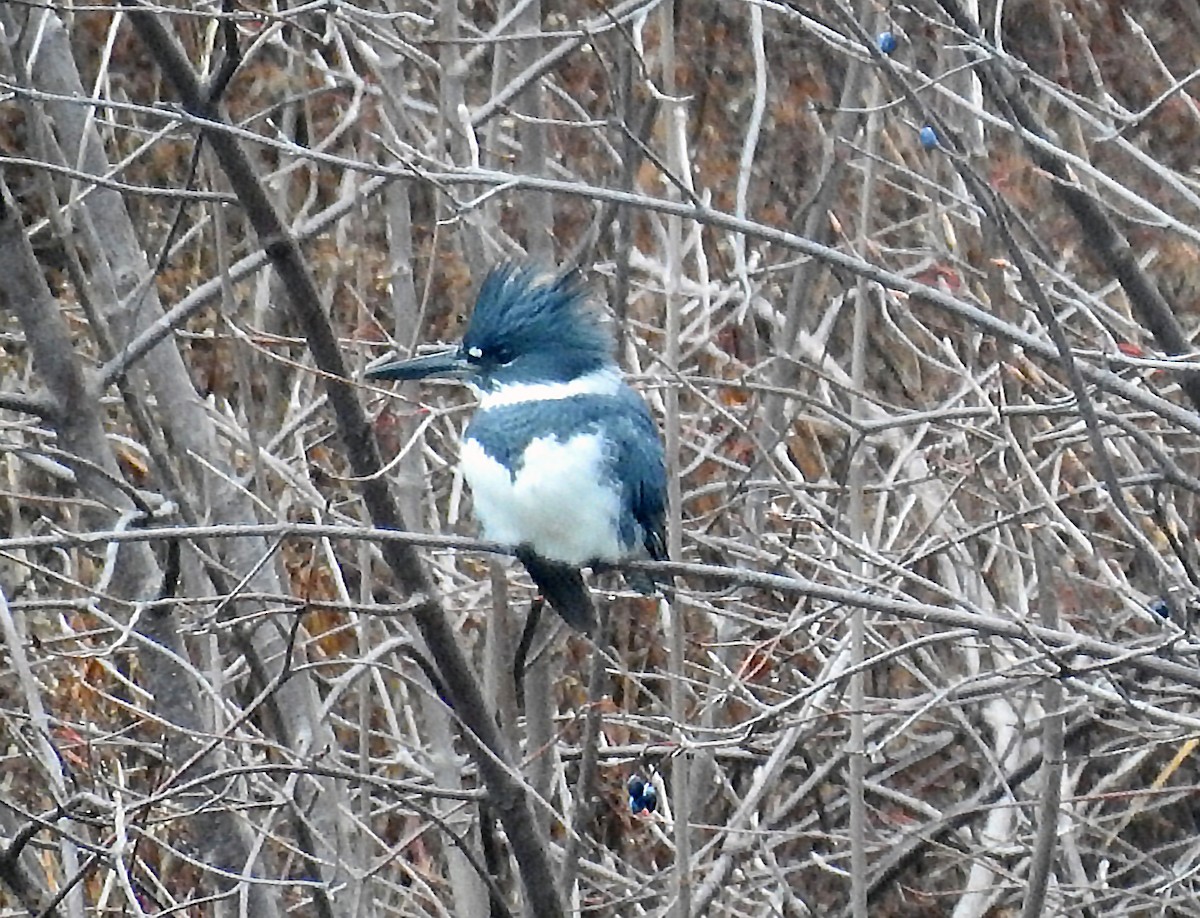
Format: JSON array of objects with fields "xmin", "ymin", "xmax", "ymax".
[{"xmin": 365, "ymin": 347, "xmax": 467, "ymax": 381}]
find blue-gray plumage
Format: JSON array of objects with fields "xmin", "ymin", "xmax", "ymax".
[{"xmin": 366, "ymin": 264, "xmax": 667, "ymax": 631}]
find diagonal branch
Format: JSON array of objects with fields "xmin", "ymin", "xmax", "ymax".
[
  {"xmin": 0, "ymin": 173, "xmax": 282, "ymax": 918},
  {"xmin": 124, "ymin": 8, "xmax": 565, "ymax": 917},
  {"xmin": 0, "ymin": 390, "xmax": 55, "ymax": 417},
  {"xmin": 931, "ymin": 0, "xmax": 1200, "ymax": 413}
]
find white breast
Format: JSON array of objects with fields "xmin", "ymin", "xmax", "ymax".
[{"xmin": 461, "ymin": 433, "xmax": 624, "ymax": 566}]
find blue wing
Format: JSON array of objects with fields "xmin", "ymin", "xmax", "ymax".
[{"xmin": 606, "ymin": 390, "xmax": 668, "ymax": 562}]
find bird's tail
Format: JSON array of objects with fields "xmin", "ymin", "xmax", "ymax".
[{"xmin": 516, "ymin": 548, "xmax": 596, "ymax": 633}]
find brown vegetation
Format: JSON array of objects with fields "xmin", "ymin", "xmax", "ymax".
[{"xmin": 3, "ymin": 0, "xmax": 1200, "ymax": 915}]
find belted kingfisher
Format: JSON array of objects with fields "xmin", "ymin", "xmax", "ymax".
[{"xmin": 366, "ymin": 264, "xmax": 667, "ymax": 632}]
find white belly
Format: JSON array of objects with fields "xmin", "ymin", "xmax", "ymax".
[{"xmin": 461, "ymin": 433, "xmax": 624, "ymax": 565}]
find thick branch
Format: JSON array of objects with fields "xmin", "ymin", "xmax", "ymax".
[
  {"xmin": 125, "ymin": 9, "xmax": 565, "ymax": 917},
  {"xmin": 0, "ymin": 389, "xmax": 55, "ymax": 418}
]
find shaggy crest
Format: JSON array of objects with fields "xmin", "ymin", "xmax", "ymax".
[{"xmin": 462, "ymin": 264, "xmax": 612, "ymax": 383}]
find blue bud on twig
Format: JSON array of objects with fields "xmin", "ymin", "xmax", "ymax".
[
  {"xmin": 919, "ymin": 125, "xmax": 938, "ymax": 149},
  {"xmin": 877, "ymin": 31, "xmax": 897, "ymax": 54},
  {"xmin": 628, "ymin": 774, "xmax": 658, "ymax": 814}
]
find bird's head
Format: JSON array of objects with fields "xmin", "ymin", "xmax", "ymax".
[{"xmin": 365, "ymin": 264, "xmax": 614, "ymax": 395}]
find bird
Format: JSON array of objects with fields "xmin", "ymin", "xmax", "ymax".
[{"xmin": 366, "ymin": 263, "xmax": 667, "ymax": 633}]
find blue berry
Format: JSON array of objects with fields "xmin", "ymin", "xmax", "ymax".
[
  {"xmin": 638, "ymin": 783, "xmax": 658, "ymax": 813},
  {"xmin": 877, "ymin": 32, "xmax": 897, "ymax": 54},
  {"xmin": 919, "ymin": 125, "xmax": 938, "ymax": 149},
  {"xmin": 627, "ymin": 774, "xmax": 658, "ymax": 814}
]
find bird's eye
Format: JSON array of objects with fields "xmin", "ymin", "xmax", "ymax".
[{"xmin": 492, "ymin": 346, "xmax": 515, "ymax": 365}]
